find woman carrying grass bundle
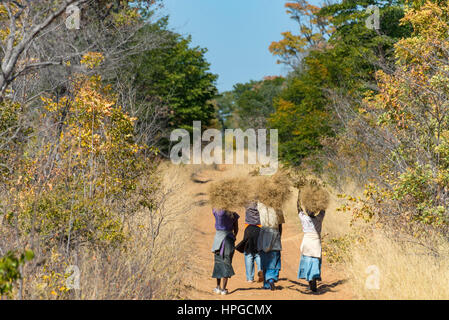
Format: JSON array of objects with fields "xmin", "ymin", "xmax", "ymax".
[
  {"xmin": 257, "ymin": 202, "xmax": 285, "ymax": 290},
  {"xmin": 237, "ymin": 201, "xmax": 263, "ymax": 283},
  {"xmin": 297, "ymin": 184, "xmax": 330, "ymax": 293},
  {"xmin": 211, "ymin": 209, "xmax": 239, "ymax": 295},
  {"xmin": 208, "ymin": 178, "xmax": 248, "ymax": 295},
  {"xmin": 254, "ymin": 173, "xmax": 290, "ymax": 291}
]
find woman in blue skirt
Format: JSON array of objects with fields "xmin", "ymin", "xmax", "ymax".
[
  {"xmin": 297, "ymin": 184, "xmax": 329, "ymax": 292},
  {"xmin": 257, "ymin": 202, "xmax": 285, "ymax": 291}
]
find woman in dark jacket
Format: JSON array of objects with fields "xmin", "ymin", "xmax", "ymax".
[
  {"xmin": 242, "ymin": 225, "xmax": 263, "ymax": 282},
  {"xmin": 237, "ymin": 201, "xmax": 263, "ymax": 283}
]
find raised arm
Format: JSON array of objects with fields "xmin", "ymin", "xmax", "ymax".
[
  {"xmin": 233, "ymin": 214, "xmax": 239, "ymax": 237},
  {"xmin": 317, "ymin": 210, "xmax": 326, "ymax": 219}
]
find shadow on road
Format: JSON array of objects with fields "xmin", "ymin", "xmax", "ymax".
[
  {"xmin": 229, "ymin": 287, "xmax": 268, "ymax": 294},
  {"xmin": 190, "ymin": 173, "xmax": 212, "ymax": 184},
  {"xmin": 286, "ymin": 279, "xmax": 348, "ymax": 295},
  {"xmin": 193, "ymin": 199, "xmax": 209, "ymax": 207},
  {"xmin": 195, "ymin": 192, "xmax": 207, "ymax": 197}
]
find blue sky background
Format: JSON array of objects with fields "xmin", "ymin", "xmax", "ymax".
[{"xmin": 161, "ymin": 0, "xmax": 317, "ymax": 93}]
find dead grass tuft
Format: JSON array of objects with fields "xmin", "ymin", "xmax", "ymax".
[
  {"xmin": 208, "ymin": 177, "xmax": 252, "ymax": 211},
  {"xmin": 299, "ymin": 183, "xmax": 330, "ymax": 214},
  {"xmin": 254, "ymin": 172, "xmax": 292, "ymax": 210}
]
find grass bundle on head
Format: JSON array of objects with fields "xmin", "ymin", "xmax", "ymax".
[
  {"xmin": 208, "ymin": 177, "xmax": 252, "ymax": 211},
  {"xmin": 299, "ymin": 183, "xmax": 330, "ymax": 215},
  {"xmin": 254, "ymin": 172, "xmax": 292, "ymax": 210}
]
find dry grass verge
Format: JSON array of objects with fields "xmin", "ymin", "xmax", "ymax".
[
  {"xmin": 1, "ymin": 163, "xmax": 192, "ymax": 300},
  {"xmin": 343, "ymin": 227, "xmax": 449, "ymax": 299}
]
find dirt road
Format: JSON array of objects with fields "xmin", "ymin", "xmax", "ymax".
[{"xmin": 181, "ymin": 164, "xmax": 353, "ymax": 300}]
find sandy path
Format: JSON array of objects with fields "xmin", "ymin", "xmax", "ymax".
[{"xmin": 182, "ymin": 165, "xmax": 353, "ymax": 300}]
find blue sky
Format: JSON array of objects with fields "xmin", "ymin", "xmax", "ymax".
[{"xmin": 161, "ymin": 0, "xmax": 306, "ymax": 93}]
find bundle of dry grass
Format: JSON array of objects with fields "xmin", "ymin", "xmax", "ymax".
[
  {"xmin": 254, "ymin": 172, "xmax": 292, "ymax": 210},
  {"xmin": 298, "ymin": 183, "xmax": 330, "ymax": 214},
  {"xmin": 208, "ymin": 177, "xmax": 252, "ymax": 211}
]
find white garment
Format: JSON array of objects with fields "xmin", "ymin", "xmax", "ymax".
[
  {"xmin": 298, "ymin": 211, "xmax": 324, "ymax": 234},
  {"xmin": 300, "ymin": 232, "xmax": 322, "ymax": 258},
  {"xmin": 257, "ymin": 202, "xmax": 285, "ymax": 252},
  {"xmin": 257, "ymin": 202, "xmax": 285, "ymax": 229},
  {"xmin": 298, "ymin": 210, "xmax": 325, "ymax": 258}
]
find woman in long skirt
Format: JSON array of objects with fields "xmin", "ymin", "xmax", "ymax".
[
  {"xmin": 297, "ymin": 185, "xmax": 329, "ymax": 292},
  {"xmin": 211, "ymin": 208, "xmax": 239, "ymax": 295},
  {"xmin": 257, "ymin": 202, "xmax": 284, "ymax": 291}
]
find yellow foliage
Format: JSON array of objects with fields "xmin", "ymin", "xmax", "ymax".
[{"xmin": 80, "ymin": 52, "xmax": 105, "ymax": 69}]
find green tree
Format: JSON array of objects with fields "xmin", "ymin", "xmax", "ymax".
[
  {"xmin": 0, "ymin": 250, "xmax": 34, "ymax": 298},
  {"xmin": 215, "ymin": 76, "xmax": 285, "ymax": 130},
  {"xmin": 268, "ymin": 0, "xmax": 412, "ymax": 168},
  {"xmin": 234, "ymin": 77, "xmax": 285, "ymax": 129},
  {"xmin": 131, "ymin": 22, "xmax": 218, "ymax": 133},
  {"xmin": 215, "ymin": 91, "xmax": 236, "ymax": 130},
  {"xmin": 269, "ymin": 67, "xmax": 333, "ymax": 167}
]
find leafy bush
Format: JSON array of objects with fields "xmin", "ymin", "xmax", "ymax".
[
  {"xmin": 2, "ymin": 53, "xmax": 160, "ymax": 251},
  {"xmin": 335, "ymin": 2, "xmax": 449, "ymax": 234},
  {"xmin": 0, "ymin": 250, "xmax": 34, "ymax": 298}
]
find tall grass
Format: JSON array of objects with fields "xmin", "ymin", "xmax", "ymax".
[
  {"xmin": 343, "ymin": 228, "xmax": 449, "ymax": 300},
  {"xmin": 320, "ymin": 183, "xmax": 449, "ymax": 299},
  {"xmin": 1, "ymin": 163, "xmax": 193, "ymax": 300}
]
